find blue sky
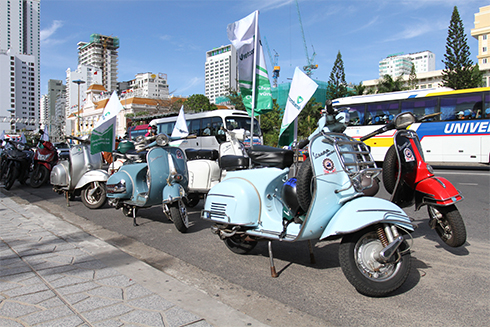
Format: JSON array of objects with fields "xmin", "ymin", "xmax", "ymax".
[{"xmin": 40, "ymin": 0, "xmax": 484, "ymax": 97}]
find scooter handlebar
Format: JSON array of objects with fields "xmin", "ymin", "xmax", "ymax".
[{"xmin": 360, "ymin": 123, "xmax": 393, "ymax": 142}]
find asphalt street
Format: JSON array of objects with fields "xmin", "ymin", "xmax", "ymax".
[{"xmin": 1, "ymin": 168, "xmax": 489, "ymax": 327}]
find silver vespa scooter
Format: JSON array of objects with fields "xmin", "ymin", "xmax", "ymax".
[{"xmin": 50, "ymin": 135, "xmax": 109, "ymax": 209}]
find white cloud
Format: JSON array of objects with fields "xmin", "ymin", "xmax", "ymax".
[
  {"xmin": 40, "ymin": 20, "xmax": 63, "ymax": 44},
  {"xmin": 178, "ymin": 77, "xmax": 202, "ymax": 94},
  {"xmin": 383, "ymin": 19, "xmax": 446, "ymax": 42}
]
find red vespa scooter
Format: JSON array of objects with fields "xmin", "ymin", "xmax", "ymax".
[
  {"xmin": 360, "ymin": 111, "xmax": 466, "ymax": 247},
  {"xmin": 30, "ymin": 129, "xmax": 58, "ymax": 188}
]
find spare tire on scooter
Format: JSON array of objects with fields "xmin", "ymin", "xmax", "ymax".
[
  {"xmin": 382, "ymin": 145, "xmax": 398, "ymax": 194},
  {"xmin": 296, "ymin": 158, "xmax": 314, "ymax": 213}
]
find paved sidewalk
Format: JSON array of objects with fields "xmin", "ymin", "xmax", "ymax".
[{"xmin": 0, "ymin": 192, "xmax": 269, "ymax": 327}]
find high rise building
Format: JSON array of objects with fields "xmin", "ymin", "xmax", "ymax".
[
  {"xmin": 65, "ymin": 65, "xmax": 102, "ymax": 120},
  {"xmin": 45, "ymin": 79, "xmax": 65, "ymax": 137},
  {"xmin": 379, "ymin": 51, "xmax": 435, "ymax": 77},
  {"xmin": 126, "ymin": 72, "xmax": 170, "ymax": 99},
  {"xmin": 204, "ymin": 45, "xmax": 237, "ymax": 104},
  {"xmin": 77, "ymin": 34, "xmax": 119, "ymax": 92},
  {"xmin": 471, "ymin": 5, "xmax": 490, "ymax": 86},
  {"xmin": 0, "ymin": 0, "xmax": 40, "ymax": 133}
]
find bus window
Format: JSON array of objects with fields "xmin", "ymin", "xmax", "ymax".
[
  {"xmin": 344, "ymin": 105, "xmax": 365, "ymax": 125},
  {"xmin": 188, "ymin": 119, "xmax": 201, "ymax": 136},
  {"xmin": 401, "ymin": 98, "xmax": 437, "ymax": 120},
  {"xmin": 484, "ymin": 94, "xmax": 490, "ymax": 119},
  {"xmin": 440, "ymin": 94, "xmax": 483, "ymax": 121},
  {"xmin": 157, "ymin": 122, "xmax": 175, "ymax": 135},
  {"xmin": 367, "ymin": 101, "xmax": 399, "ymax": 125},
  {"xmin": 201, "ymin": 118, "xmax": 212, "ymax": 136},
  {"xmin": 225, "ymin": 116, "xmax": 261, "ymax": 136}
]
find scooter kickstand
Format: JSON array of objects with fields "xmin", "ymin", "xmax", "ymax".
[
  {"xmin": 65, "ymin": 192, "xmax": 70, "ymax": 207},
  {"xmin": 132, "ymin": 207, "xmax": 138, "ymax": 226},
  {"xmin": 268, "ymin": 241, "xmax": 278, "ymax": 278}
]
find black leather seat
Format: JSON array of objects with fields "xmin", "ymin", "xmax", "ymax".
[{"xmin": 247, "ymin": 145, "xmax": 294, "ymax": 169}]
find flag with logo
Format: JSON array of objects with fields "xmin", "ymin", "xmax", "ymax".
[
  {"xmin": 90, "ymin": 91, "xmax": 123, "ymax": 154},
  {"xmin": 227, "ymin": 11, "xmax": 272, "ymax": 116},
  {"xmin": 278, "ymin": 67, "xmax": 318, "ymax": 147},
  {"xmin": 41, "ymin": 125, "xmax": 49, "ymax": 142},
  {"xmin": 171, "ymin": 105, "xmax": 189, "ymax": 138}
]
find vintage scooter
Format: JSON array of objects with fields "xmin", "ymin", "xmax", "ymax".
[
  {"xmin": 202, "ymin": 104, "xmax": 415, "ymax": 297},
  {"xmin": 50, "ymin": 135, "xmax": 108, "ymax": 209},
  {"xmin": 184, "ymin": 128, "xmax": 250, "ymax": 207},
  {"xmin": 30, "ymin": 129, "xmax": 58, "ymax": 188},
  {"xmin": 106, "ymin": 133, "xmax": 190, "ymax": 233},
  {"xmin": 360, "ymin": 111, "xmax": 466, "ymax": 247}
]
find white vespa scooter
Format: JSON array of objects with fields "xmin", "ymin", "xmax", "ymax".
[
  {"xmin": 50, "ymin": 135, "xmax": 109, "ymax": 209},
  {"xmin": 184, "ymin": 128, "xmax": 250, "ymax": 207},
  {"xmin": 201, "ymin": 103, "xmax": 415, "ymax": 297}
]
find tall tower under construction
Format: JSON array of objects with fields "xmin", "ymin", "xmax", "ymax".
[{"xmin": 77, "ymin": 34, "xmax": 119, "ymax": 92}]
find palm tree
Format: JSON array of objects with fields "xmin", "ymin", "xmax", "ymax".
[{"xmin": 376, "ymin": 74, "xmax": 406, "ymax": 93}]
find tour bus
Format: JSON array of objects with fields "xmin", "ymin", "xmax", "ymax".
[
  {"xmin": 127, "ymin": 124, "xmax": 149, "ymax": 140},
  {"xmin": 149, "ymin": 109, "xmax": 262, "ymax": 150},
  {"xmin": 332, "ymin": 86, "xmax": 490, "ymax": 164}
]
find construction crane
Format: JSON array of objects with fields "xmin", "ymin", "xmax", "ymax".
[
  {"xmin": 263, "ymin": 36, "xmax": 280, "ymax": 88},
  {"xmin": 295, "ymin": 0, "xmax": 318, "ymax": 77}
]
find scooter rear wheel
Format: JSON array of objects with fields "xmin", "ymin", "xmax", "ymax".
[
  {"xmin": 81, "ymin": 182, "xmax": 107, "ymax": 209},
  {"xmin": 339, "ymin": 226, "xmax": 411, "ymax": 297},
  {"xmin": 30, "ymin": 165, "xmax": 49, "ymax": 188},
  {"xmin": 428, "ymin": 205, "xmax": 466, "ymax": 247},
  {"xmin": 224, "ymin": 235, "xmax": 257, "ymax": 254}
]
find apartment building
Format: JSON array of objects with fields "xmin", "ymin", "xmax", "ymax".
[
  {"xmin": 204, "ymin": 44, "xmax": 237, "ymax": 104},
  {"xmin": 379, "ymin": 51, "xmax": 435, "ymax": 77}
]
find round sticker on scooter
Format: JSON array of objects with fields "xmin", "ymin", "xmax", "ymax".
[
  {"xmin": 175, "ymin": 149, "xmax": 184, "ymax": 159},
  {"xmin": 404, "ymin": 148, "xmax": 415, "ymax": 162},
  {"xmin": 323, "ymin": 158, "xmax": 336, "ymax": 174}
]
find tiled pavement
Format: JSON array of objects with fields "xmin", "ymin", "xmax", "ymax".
[{"xmin": 0, "ymin": 192, "xmax": 269, "ymax": 327}]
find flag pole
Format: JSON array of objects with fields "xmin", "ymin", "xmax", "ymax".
[{"xmin": 250, "ymin": 10, "xmax": 259, "ymax": 150}]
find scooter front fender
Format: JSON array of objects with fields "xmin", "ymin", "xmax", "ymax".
[
  {"xmin": 162, "ymin": 184, "xmax": 184, "ymax": 204},
  {"xmin": 320, "ymin": 197, "xmax": 413, "ymax": 240},
  {"xmin": 75, "ymin": 169, "xmax": 109, "ymax": 190},
  {"xmin": 415, "ymin": 176, "xmax": 463, "ymax": 209}
]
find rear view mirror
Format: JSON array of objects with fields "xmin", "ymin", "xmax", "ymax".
[{"xmin": 394, "ymin": 112, "xmax": 416, "ymax": 129}]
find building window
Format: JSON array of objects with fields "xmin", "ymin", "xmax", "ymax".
[
  {"xmin": 483, "ymin": 47, "xmax": 488, "ymax": 53},
  {"xmin": 483, "ymin": 35, "xmax": 488, "ymax": 40}
]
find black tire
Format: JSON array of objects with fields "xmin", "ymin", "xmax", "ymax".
[
  {"xmin": 428, "ymin": 205, "xmax": 466, "ymax": 247},
  {"xmin": 81, "ymin": 182, "xmax": 107, "ymax": 209},
  {"xmin": 30, "ymin": 165, "xmax": 49, "ymax": 188},
  {"xmin": 122, "ymin": 206, "xmax": 138, "ymax": 217},
  {"xmin": 184, "ymin": 194, "xmax": 200, "ymax": 208},
  {"xmin": 339, "ymin": 226, "xmax": 411, "ymax": 297},
  {"xmin": 169, "ymin": 201, "xmax": 188, "ymax": 233},
  {"xmin": 296, "ymin": 158, "xmax": 314, "ymax": 212},
  {"xmin": 224, "ymin": 234, "xmax": 258, "ymax": 254},
  {"xmin": 4, "ymin": 164, "xmax": 18, "ymax": 190},
  {"xmin": 382, "ymin": 145, "xmax": 398, "ymax": 194}
]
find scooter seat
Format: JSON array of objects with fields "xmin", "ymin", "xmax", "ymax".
[
  {"xmin": 219, "ymin": 155, "xmax": 249, "ymax": 171},
  {"xmin": 185, "ymin": 149, "xmax": 219, "ymax": 161},
  {"xmin": 247, "ymin": 145, "xmax": 294, "ymax": 169}
]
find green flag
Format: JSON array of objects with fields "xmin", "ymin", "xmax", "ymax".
[
  {"xmin": 90, "ymin": 91, "xmax": 123, "ymax": 154},
  {"xmin": 227, "ymin": 11, "xmax": 272, "ymax": 116}
]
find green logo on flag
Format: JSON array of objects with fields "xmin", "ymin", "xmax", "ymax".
[{"xmin": 296, "ymin": 96, "xmax": 303, "ymax": 104}]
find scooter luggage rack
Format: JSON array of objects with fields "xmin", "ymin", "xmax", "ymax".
[{"xmin": 322, "ymin": 132, "xmax": 381, "ymax": 193}]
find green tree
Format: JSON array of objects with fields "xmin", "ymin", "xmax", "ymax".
[
  {"xmin": 184, "ymin": 94, "xmax": 217, "ymax": 112},
  {"xmin": 376, "ymin": 74, "xmax": 406, "ymax": 93},
  {"xmin": 260, "ymin": 99, "xmax": 282, "ymax": 147},
  {"xmin": 350, "ymin": 82, "xmax": 366, "ymax": 96},
  {"xmin": 408, "ymin": 63, "xmax": 418, "ymax": 90},
  {"xmin": 225, "ymin": 88, "xmax": 246, "ymax": 112},
  {"xmin": 326, "ymin": 51, "xmax": 348, "ymax": 100},
  {"xmin": 297, "ymin": 98, "xmax": 323, "ymax": 139},
  {"xmin": 441, "ymin": 6, "xmax": 483, "ymax": 89}
]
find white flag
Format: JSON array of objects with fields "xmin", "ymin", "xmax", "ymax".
[
  {"xmin": 90, "ymin": 91, "xmax": 123, "ymax": 154},
  {"xmin": 41, "ymin": 125, "xmax": 49, "ymax": 141},
  {"xmin": 0, "ymin": 130, "xmax": 5, "ymax": 140},
  {"xmin": 171, "ymin": 105, "xmax": 189, "ymax": 138},
  {"xmin": 278, "ymin": 67, "xmax": 318, "ymax": 146},
  {"xmin": 20, "ymin": 132, "xmax": 27, "ymax": 144}
]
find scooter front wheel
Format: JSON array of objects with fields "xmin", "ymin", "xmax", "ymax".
[
  {"xmin": 168, "ymin": 201, "xmax": 189, "ymax": 233},
  {"xmin": 4, "ymin": 164, "xmax": 18, "ymax": 190},
  {"xmin": 428, "ymin": 205, "xmax": 466, "ymax": 247},
  {"xmin": 339, "ymin": 226, "xmax": 411, "ymax": 297},
  {"xmin": 81, "ymin": 182, "xmax": 107, "ymax": 209}
]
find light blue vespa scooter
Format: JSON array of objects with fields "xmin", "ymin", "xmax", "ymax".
[
  {"xmin": 201, "ymin": 102, "xmax": 415, "ymax": 297},
  {"xmin": 106, "ymin": 133, "xmax": 190, "ymax": 232}
]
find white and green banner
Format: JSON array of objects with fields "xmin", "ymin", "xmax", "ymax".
[
  {"xmin": 278, "ymin": 67, "xmax": 318, "ymax": 147},
  {"xmin": 227, "ymin": 11, "xmax": 272, "ymax": 116},
  {"xmin": 90, "ymin": 91, "xmax": 123, "ymax": 154}
]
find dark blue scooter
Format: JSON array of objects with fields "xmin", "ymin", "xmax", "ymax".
[{"xmin": 106, "ymin": 133, "xmax": 190, "ymax": 232}]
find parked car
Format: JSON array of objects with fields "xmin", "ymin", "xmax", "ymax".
[{"xmin": 54, "ymin": 142, "xmax": 70, "ymax": 160}]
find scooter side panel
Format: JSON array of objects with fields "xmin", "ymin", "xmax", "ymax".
[
  {"xmin": 320, "ymin": 197, "xmax": 413, "ymax": 240},
  {"xmin": 50, "ymin": 161, "xmax": 69, "ymax": 187},
  {"xmin": 187, "ymin": 160, "xmax": 220, "ymax": 192},
  {"xmin": 107, "ymin": 163, "xmax": 146, "ymax": 199}
]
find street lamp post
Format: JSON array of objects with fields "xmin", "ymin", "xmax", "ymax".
[{"xmin": 72, "ymin": 79, "xmax": 86, "ymax": 135}]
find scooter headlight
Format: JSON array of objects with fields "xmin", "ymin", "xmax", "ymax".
[
  {"xmin": 426, "ymin": 164, "xmax": 434, "ymax": 174},
  {"xmin": 156, "ymin": 134, "xmax": 169, "ymax": 146},
  {"xmin": 16, "ymin": 144, "xmax": 25, "ymax": 151}
]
